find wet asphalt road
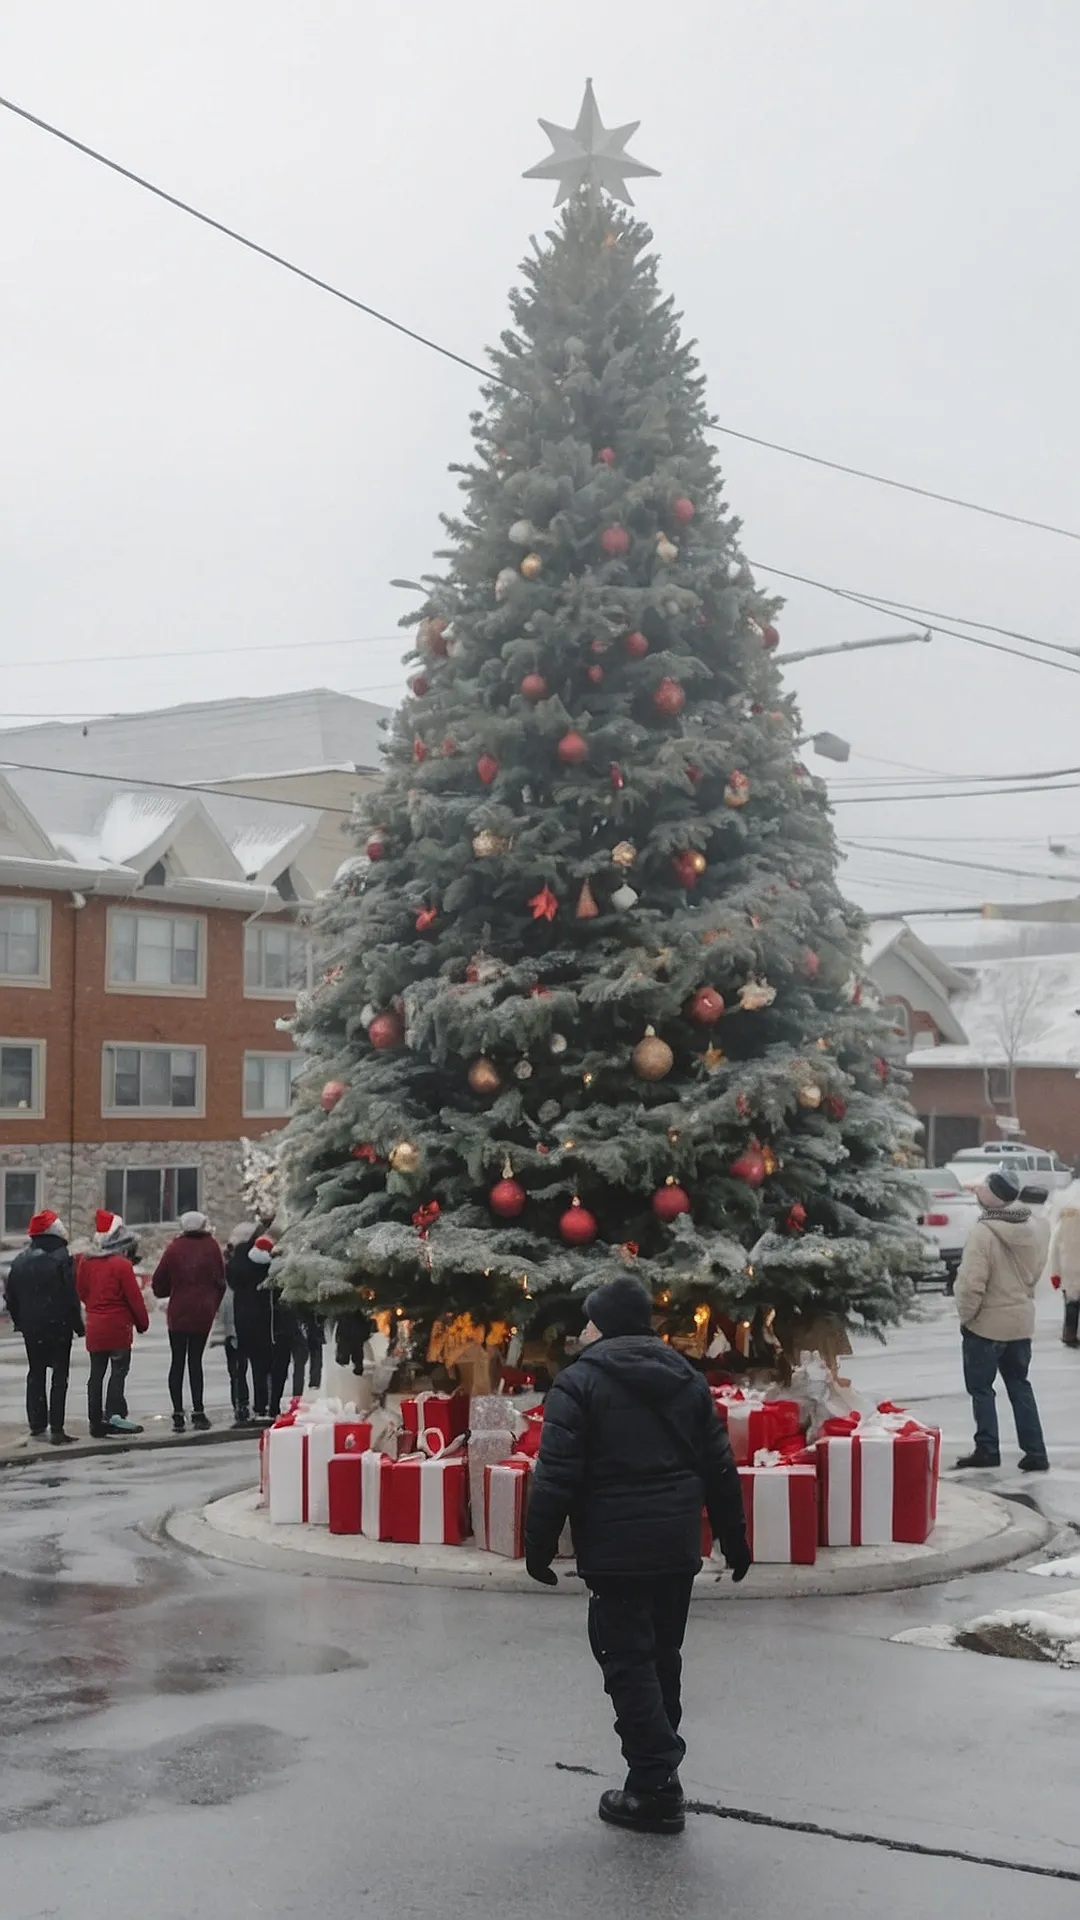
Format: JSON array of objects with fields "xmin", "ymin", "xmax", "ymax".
[{"xmin": 2, "ymin": 1447, "xmax": 1080, "ymax": 1917}]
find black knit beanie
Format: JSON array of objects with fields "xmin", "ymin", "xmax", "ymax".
[{"xmin": 584, "ymin": 1276, "xmax": 655, "ymax": 1339}]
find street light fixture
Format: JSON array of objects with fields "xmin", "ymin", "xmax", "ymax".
[
  {"xmin": 777, "ymin": 629, "xmax": 931, "ymax": 665},
  {"xmin": 798, "ymin": 730, "xmax": 851, "ymax": 764}
]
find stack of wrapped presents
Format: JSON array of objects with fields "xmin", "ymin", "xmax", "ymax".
[{"xmin": 259, "ymin": 1380, "xmax": 941, "ymax": 1568}]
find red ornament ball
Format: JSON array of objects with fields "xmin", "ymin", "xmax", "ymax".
[
  {"xmin": 686, "ymin": 986, "xmax": 725, "ymax": 1026},
  {"xmin": 368, "ymin": 1009, "xmax": 404, "ymax": 1051},
  {"xmin": 787, "ymin": 1203, "xmax": 808, "ymax": 1233},
  {"xmin": 802, "ymin": 948, "xmax": 821, "ymax": 980},
  {"xmin": 623, "ymin": 629, "xmax": 649, "ymax": 659},
  {"xmin": 595, "ymin": 446, "xmax": 616, "ymax": 465},
  {"xmin": 653, "ymin": 677, "xmax": 686, "ymax": 717},
  {"xmin": 412, "ymin": 738, "xmax": 428, "ymax": 763},
  {"xmin": 731, "ymin": 1147, "xmax": 767, "ymax": 1188},
  {"xmin": 365, "ymin": 831, "xmax": 386, "ymax": 862},
  {"xmin": 761, "ymin": 623, "xmax": 781, "ymax": 651},
  {"xmin": 521, "ymin": 672, "xmax": 548, "ymax": 701},
  {"xmin": 320, "ymin": 1080, "xmax": 346, "ymax": 1113},
  {"xmin": 409, "ymin": 673, "xmax": 429, "ymax": 696},
  {"xmin": 672, "ymin": 850, "xmax": 702, "ymax": 888},
  {"xmin": 671, "ymin": 496, "xmax": 696, "ymax": 524},
  {"xmin": 652, "ymin": 1182, "xmax": 691, "ymax": 1223},
  {"xmin": 559, "ymin": 1199, "xmax": 598, "ymax": 1246},
  {"xmin": 874, "ymin": 1057, "xmax": 888, "ymax": 1082},
  {"xmin": 476, "ymin": 752, "xmax": 499, "ymax": 786},
  {"xmin": 587, "ymin": 663, "xmax": 604, "ymax": 685},
  {"xmin": 490, "ymin": 1177, "xmax": 527, "ymax": 1219},
  {"xmin": 600, "ymin": 525, "xmax": 630, "ymax": 557},
  {"xmin": 827, "ymin": 1095, "xmax": 847, "ymax": 1121},
  {"xmin": 557, "ymin": 730, "xmax": 589, "ymax": 766}
]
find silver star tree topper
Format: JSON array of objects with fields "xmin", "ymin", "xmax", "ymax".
[{"xmin": 523, "ymin": 79, "xmax": 659, "ymax": 206}]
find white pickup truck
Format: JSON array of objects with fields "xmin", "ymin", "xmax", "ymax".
[
  {"xmin": 914, "ymin": 1170, "xmax": 980, "ymax": 1292},
  {"xmin": 946, "ymin": 1144, "xmax": 1073, "ymax": 1195}
]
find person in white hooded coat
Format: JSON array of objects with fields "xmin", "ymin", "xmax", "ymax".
[{"xmin": 1048, "ymin": 1204, "xmax": 1080, "ymax": 1346}]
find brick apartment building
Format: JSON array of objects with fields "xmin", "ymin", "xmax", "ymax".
[{"xmin": 0, "ymin": 690, "xmax": 389, "ymax": 1250}]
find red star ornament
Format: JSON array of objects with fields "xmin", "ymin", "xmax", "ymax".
[{"xmin": 529, "ymin": 886, "xmax": 559, "ymax": 922}]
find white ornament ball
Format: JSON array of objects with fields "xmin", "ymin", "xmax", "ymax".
[
  {"xmin": 726, "ymin": 558, "xmax": 743, "ymax": 582},
  {"xmin": 514, "ymin": 1059, "xmax": 534, "ymax": 1081},
  {"xmin": 359, "ymin": 1003, "xmax": 376, "ymax": 1029},
  {"xmin": 508, "ymin": 519, "xmax": 536, "ymax": 546},
  {"xmin": 612, "ymin": 883, "xmax": 639, "ymax": 912},
  {"xmin": 550, "ymin": 1033, "xmax": 568, "ymax": 1055},
  {"xmin": 495, "ymin": 567, "xmax": 518, "ymax": 600}
]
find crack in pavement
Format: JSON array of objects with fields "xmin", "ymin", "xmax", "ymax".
[{"xmin": 684, "ymin": 1799, "xmax": 1080, "ymax": 1882}]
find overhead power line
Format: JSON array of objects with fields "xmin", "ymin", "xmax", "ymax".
[
  {"xmin": 832, "ymin": 777, "xmax": 1080, "ymax": 806},
  {"xmin": 841, "ymin": 838, "xmax": 1080, "ymax": 885},
  {"xmin": 0, "ymin": 757, "xmax": 358, "ymax": 817},
  {"xmin": 2, "ymin": 90, "xmax": 1079, "ymax": 547}
]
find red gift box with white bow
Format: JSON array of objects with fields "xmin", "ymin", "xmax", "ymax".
[
  {"xmin": 738, "ymin": 1461, "xmax": 818, "ymax": 1564},
  {"xmin": 711, "ymin": 1388, "xmax": 804, "ymax": 1466},
  {"xmin": 400, "ymin": 1391, "xmax": 469, "ymax": 1450},
  {"xmin": 815, "ymin": 1409, "xmax": 940, "ymax": 1546}
]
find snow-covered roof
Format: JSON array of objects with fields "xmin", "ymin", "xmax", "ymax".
[
  {"xmin": 0, "ymin": 687, "xmax": 391, "ymax": 782},
  {"xmin": 907, "ymin": 953, "xmax": 1080, "ymax": 1070}
]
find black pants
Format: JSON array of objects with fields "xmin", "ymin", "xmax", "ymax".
[
  {"xmin": 291, "ymin": 1318, "xmax": 324, "ymax": 1398},
  {"xmin": 24, "ymin": 1333, "xmax": 72, "ymax": 1435},
  {"xmin": 168, "ymin": 1330, "xmax": 208, "ymax": 1413},
  {"xmin": 224, "ymin": 1339, "xmax": 251, "ymax": 1416},
  {"xmin": 1064, "ymin": 1299, "xmax": 1080, "ymax": 1344},
  {"xmin": 88, "ymin": 1349, "xmax": 131, "ymax": 1432},
  {"xmin": 587, "ymin": 1575, "xmax": 695, "ymax": 1792}
]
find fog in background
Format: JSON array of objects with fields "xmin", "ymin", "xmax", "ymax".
[{"xmin": 2, "ymin": 0, "xmax": 1079, "ymax": 924}]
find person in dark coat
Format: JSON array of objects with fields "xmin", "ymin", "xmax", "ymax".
[
  {"xmin": 3, "ymin": 1207, "xmax": 83, "ymax": 1444},
  {"xmin": 76, "ymin": 1211, "xmax": 150, "ymax": 1437},
  {"xmin": 291, "ymin": 1311, "xmax": 325, "ymax": 1398},
  {"xmin": 226, "ymin": 1227, "xmax": 296, "ymax": 1419},
  {"xmin": 524, "ymin": 1276, "xmax": 750, "ymax": 1835},
  {"xmin": 151, "ymin": 1211, "xmax": 226, "ymax": 1433}
]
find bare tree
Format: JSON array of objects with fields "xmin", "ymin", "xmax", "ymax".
[{"xmin": 988, "ymin": 965, "xmax": 1053, "ymax": 1102}]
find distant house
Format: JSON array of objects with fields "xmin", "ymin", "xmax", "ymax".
[
  {"xmin": 864, "ymin": 921, "xmax": 1080, "ymax": 1164},
  {"xmin": 0, "ymin": 690, "xmax": 391, "ymax": 1249}
]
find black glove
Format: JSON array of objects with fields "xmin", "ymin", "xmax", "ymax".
[
  {"xmin": 526, "ymin": 1555, "xmax": 558, "ymax": 1588},
  {"xmin": 725, "ymin": 1540, "xmax": 752, "ymax": 1584}
]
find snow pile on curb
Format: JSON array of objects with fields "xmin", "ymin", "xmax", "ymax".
[{"xmin": 895, "ymin": 1588, "xmax": 1080, "ymax": 1666}]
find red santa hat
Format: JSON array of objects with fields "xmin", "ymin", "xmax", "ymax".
[
  {"xmin": 94, "ymin": 1209, "xmax": 124, "ymax": 1245},
  {"xmin": 249, "ymin": 1235, "xmax": 274, "ymax": 1266},
  {"xmin": 28, "ymin": 1209, "xmax": 68, "ymax": 1241}
]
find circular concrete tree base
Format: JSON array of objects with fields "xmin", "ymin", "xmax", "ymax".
[{"xmin": 165, "ymin": 1478, "xmax": 1051, "ymax": 1598}]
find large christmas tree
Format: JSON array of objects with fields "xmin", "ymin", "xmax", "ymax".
[{"xmin": 275, "ymin": 88, "xmax": 923, "ymax": 1349}]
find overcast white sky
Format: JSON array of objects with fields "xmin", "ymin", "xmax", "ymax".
[{"xmin": 2, "ymin": 0, "xmax": 1080, "ymax": 919}]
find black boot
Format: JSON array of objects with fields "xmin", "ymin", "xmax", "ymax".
[
  {"xmin": 954, "ymin": 1450, "xmax": 1000, "ymax": 1469},
  {"xmin": 598, "ymin": 1774, "xmax": 685, "ymax": 1835},
  {"xmin": 191, "ymin": 1411, "xmax": 211, "ymax": 1432},
  {"xmin": 1019, "ymin": 1454, "xmax": 1050, "ymax": 1471}
]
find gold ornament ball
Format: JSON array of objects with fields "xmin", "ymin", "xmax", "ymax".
[
  {"xmin": 655, "ymin": 535, "xmax": 679, "ymax": 565},
  {"xmin": 632, "ymin": 1027, "xmax": 674, "ymax": 1082},
  {"xmin": 611, "ymin": 840, "xmax": 637, "ymax": 868},
  {"xmin": 520, "ymin": 553, "xmax": 543, "ymax": 579},
  {"xmin": 473, "ymin": 829, "xmax": 508, "ymax": 858},
  {"xmin": 797, "ymin": 1084, "xmax": 823, "ymax": 1110},
  {"xmin": 468, "ymin": 1057, "xmax": 502, "ymax": 1097},
  {"xmin": 389, "ymin": 1140, "xmax": 422, "ymax": 1173},
  {"xmin": 689, "ymin": 850, "xmax": 708, "ymax": 876}
]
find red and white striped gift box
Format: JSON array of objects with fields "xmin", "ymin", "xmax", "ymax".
[
  {"xmin": 484, "ymin": 1457, "xmax": 532, "ymax": 1558},
  {"xmin": 389, "ymin": 1453, "xmax": 469, "ymax": 1546},
  {"xmin": 738, "ymin": 1463, "xmax": 818, "ymax": 1564},
  {"xmin": 816, "ymin": 1429, "xmax": 937, "ymax": 1546}
]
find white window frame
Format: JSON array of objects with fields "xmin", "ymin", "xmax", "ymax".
[
  {"xmin": 103, "ymin": 1165, "xmax": 200, "ymax": 1227},
  {"xmin": 106, "ymin": 907, "xmax": 206, "ymax": 997},
  {"xmin": 242, "ymin": 1051, "xmax": 302, "ymax": 1118},
  {"xmin": 2, "ymin": 1166, "xmax": 41, "ymax": 1236},
  {"xmin": 984, "ymin": 1065, "xmax": 1015, "ymax": 1107},
  {"xmin": 0, "ymin": 1038, "xmax": 46, "ymax": 1119},
  {"xmin": 243, "ymin": 921, "xmax": 314, "ymax": 999},
  {"xmin": 0, "ymin": 898, "xmax": 51, "ymax": 988},
  {"xmin": 101, "ymin": 1042, "xmax": 206, "ymax": 1119}
]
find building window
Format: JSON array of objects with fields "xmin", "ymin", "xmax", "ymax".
[
  {"xmin": 102, "ymin": 1044, "xmax": 202, "ymax": 1114},
  {"xmin": 244, "ymin": 923, "xmax": 313, "ymax": 996},
  {"xmin": 0, "ymin": 1040, "xmax": 44, "ymax": 1117},
  {"xmin": 985, "ymin": 1066, "xmax": 1015, "ymax": 1106},
  {"xmin": 883, "ymin": 999, "xmax": 911, "ymax": 1047},
  {"xmin": 108, "ymin": 910, "xmax": 204, "ymax": 992},
  {"xmin": 0, "ymin": 901, "xmax": 50, "ymax": 985},
  {"xmin": 2, "ymin": 1169, "xmax": 40, "ymax": 1236},
  {"xmin": 243, "ymin": 1052, "xmax": 302, "ymax": 1116},
  {"xmin": 104, "ymin": 1166, "xmax": 199, "ymax": 1226}
]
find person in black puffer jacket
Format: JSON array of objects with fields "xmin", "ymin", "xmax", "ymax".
[
  {"xmin": 3, "ymin": 1207, "xmax": 84, "ymax": 1444},
  {"xmin": 524, "ymin": 1275, "xmax": 749, "ymax": 1835}
]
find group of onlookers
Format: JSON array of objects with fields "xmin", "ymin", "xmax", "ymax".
[{"xmin": 2, "ymin": 1204, "xmax": 322, "ymax": 1445}]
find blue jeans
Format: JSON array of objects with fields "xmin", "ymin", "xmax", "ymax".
[{"xmin": 961, "ymin": 1330, "xmax": 1047, "ymax": 1462}]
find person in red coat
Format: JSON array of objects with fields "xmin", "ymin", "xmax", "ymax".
[
  {"xmin": 76, "ymin": 1211, "xmax": 150, "ymax": 1438},
  {"xmin": 152, "ymin": 1212, "xmax": 226, "ymax": 1432}
]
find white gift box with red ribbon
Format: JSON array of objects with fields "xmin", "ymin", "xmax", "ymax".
[
  {"xmin": 389, "ymin": 1438, "xmax": 469, "ymax": 1545},
  {"xmin": 816, "ymin": 1419, "xmax": 939, "ymax": 1546},
  {"xmin": 738, "ymin": 1463, "xmax": 818, "ymax": 1564}
]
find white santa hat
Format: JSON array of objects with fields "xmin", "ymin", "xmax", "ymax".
[
  {"xmin": 249, "ymin": 1235, "xmax": 274, "ymax": 1266},
  {"xmin": 180, "ymin": 1211, "xmax": 210, "ymax": 1234}
]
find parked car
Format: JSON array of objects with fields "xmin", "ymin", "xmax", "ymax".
[
  {"xmin": 946, "ymin": 1145, "xmax": 1073, "ymax": 1194},
  {"xmin": 914, "ymin": 1172, "xmax": 980, "ymax": 1290}
]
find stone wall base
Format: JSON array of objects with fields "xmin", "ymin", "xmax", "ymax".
[{"xmin": 2, "ymin": 1137, "xmax": 274, "ymax": 1257}]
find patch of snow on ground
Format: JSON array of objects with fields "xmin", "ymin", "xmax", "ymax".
[{"xmin": 1029, "ymin": 1550, "xmax": 1080, "ymax": 1578}]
